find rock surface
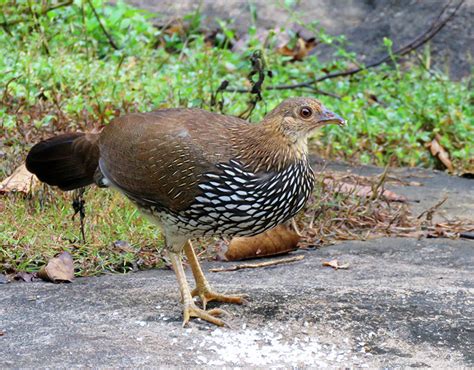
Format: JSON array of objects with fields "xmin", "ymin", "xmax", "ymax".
[
  {"xmin": 1, "ymin": 164, "xmax": 473, "ymax": 367},
  {"xmin": 123, "ymin": 0, "xmax": 474, "ymax": 80},
  {"xmin": 1, "ymin": 238, "xmax": 472, "ymax": 367}
]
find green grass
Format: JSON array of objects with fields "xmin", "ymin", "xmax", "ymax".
[
  {"xmin": 1, "ymin": 188, "xmax": 164, "ymax": 276},
  {"xmin": 1, "ymin": 0, "xmax": 473, "ymax": 276}
]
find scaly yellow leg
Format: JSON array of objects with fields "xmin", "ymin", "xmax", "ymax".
[
  {"xmin": 183, "ymin": 240, "xmax": 246, "ymax": 310},
  {"xmin": 168, "ymin": 251, "xmax": 226, "ymax": 327}
]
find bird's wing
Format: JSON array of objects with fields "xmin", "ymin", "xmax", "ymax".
[{"xmin": 98, "ymin": 109, "xmax": 251, "ymax": 212}]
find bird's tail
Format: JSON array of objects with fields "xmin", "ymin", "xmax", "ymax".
[{"xmin": 25, "ymin": 133, "xmax": 101, "ymax": 191}]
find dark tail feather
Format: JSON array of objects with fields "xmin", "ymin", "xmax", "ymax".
[{"xmin": 26, "ymin": 133, "xmax": 100, "ymax": 191}]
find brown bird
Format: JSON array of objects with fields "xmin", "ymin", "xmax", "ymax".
[{"xmin": 26, "ymin": 97, "xmax": 345, "ymax": 326}]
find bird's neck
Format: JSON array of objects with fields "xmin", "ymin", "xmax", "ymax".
[{"xmin": 233, "ymin": 124, "xmax": 309, "ymax": 173}]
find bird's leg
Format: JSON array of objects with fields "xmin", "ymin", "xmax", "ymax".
[
  {"xmin": 168, "ymin": 251, "xmax": 226, "ymax": 327},
  {"xmin": 184, "ymin": 240, "xmax": 246, "ymax": 310}
]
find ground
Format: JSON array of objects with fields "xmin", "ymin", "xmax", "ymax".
[{"xmin": 1, "ymin": 164, "xmax": 473, "ymax": 367}]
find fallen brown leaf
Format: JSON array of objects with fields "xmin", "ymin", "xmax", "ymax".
[
  {"xmin": 425, "ymin": 134, "xmax": 454, "ymax": 172},
  {"xmin": 223, "ymin": 224, "xmax": 300, "ymax": 261},
  {"xmin": 277, "ymin": 37, "xmax": 316, "ymax": 61},
  {"xmin": 322, "ymin": 259, "xmax": 349, "ymax": 270},
  {"xmin": 8, "ymin": 271, "xmax": 37, "ymax": 282},
  {"xmin": 37, "ymin": 251, "xmax": 74, "ymax": 283},
  {"xmin": 0, "ymin": 164, "xmax": 38, "ymax": 194},
  {"xmin": 323, "ymin": 178, "xmax": 407, "ymax": 202}
]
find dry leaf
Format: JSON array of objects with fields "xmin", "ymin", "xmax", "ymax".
[
  {"xmin": 112, "ymin": 240, "xmax": 135, "ymax": 253},
  {"xmin": 277, "ymin": 37, "xmax": 316, "ymax": 61},
  {"xmin": 38, "ymin": 251, "xmax": 74, "ymax": 283},
  {"xmin": 425, "ymin": 134, "xmax": 454, "ymax": 172},
  {"xmin": 323, "ymin": 179, "xmax": 407, "ymax": 202},
  {"xmin": 0, "ymin": 164, "xmax": 38, "ymax": 194},
  {"xmin": 322, "ymin": 259, "xmax": 349, "ymax": 270},
  {"xmin": 8, "ymin": 271, "xmax": 37, "ymax": 282},
  {"xmin": 223, "ymin": 224, "xmax": 300, "ymax": 261}
]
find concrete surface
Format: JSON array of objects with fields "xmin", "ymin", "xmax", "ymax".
[
  {"xmin": 318, "ymin": 160, "xmax": 474, "ymax": 221},
  {"xmin": 1, "ymin": 163, "xmax": 473, "ymax": 367},
  {"xmin": 1, "ymin": 238, "xmax": 473, "ymax": 367}
]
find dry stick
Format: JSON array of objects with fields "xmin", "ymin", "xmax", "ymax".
[
  {"xmin": 28, "ymin": 0, "xmax": 50, "ymax": 55},
  {"xmin": 417, "ymin": 196, "xmax": 448, "ymax": 222},
  {"xmin": 370, "ymin": 164, "xmax": 390, "ymax": 201},
  {"xmin": 72, "ymin": 188, "xmax": 87, "ymax": 243},
  {"xmin": 224, "ymin": 0, "xmax": 465, "ymax": 93},
  {"xmin": 0, "ymin": 0, "xmax": 73, "ymax": 27},
  {"xmin": 1, "ymin": 75, "xmax": 22, "ymax": 105},
  {"xmin": 238, "ymin": 50, "xmax": 266, "ymax": 119},
  {"xmin": 209, "ymin": 255, "xmax": 304, "ymax": 273},
  {"xmin": 86, "ymin": 0, "xmax": 120, "ymax": 50}
]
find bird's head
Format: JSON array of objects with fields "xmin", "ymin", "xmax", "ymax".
[{"xmin": 262, "ymin": 97, "xmax": 345, "ymax": 153}]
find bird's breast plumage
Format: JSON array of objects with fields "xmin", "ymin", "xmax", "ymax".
[{"xmin": 137, "ymin": 157, "xmax": 315, "ymax": 237}]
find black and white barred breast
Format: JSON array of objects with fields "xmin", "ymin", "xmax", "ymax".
[{"xmin": 139, "ymin": 158, "xmax": 315, "ymax": 238}]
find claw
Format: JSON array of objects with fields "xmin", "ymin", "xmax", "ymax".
[
  {"xmin": 191, "ymin": 286, "xmax": 246, "ymax": 310},
  {"xmin": 182, "ymin": 303, "xmax": 227, "ymax": 327}
]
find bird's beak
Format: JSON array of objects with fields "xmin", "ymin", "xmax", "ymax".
[{"xmin": 318, "ymin": 109, "xmax": 346, "ymax": 127}]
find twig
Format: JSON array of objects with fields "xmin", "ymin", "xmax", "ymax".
[
  {"xmin": 209, "ymin": 255, "xmax": 304, "ymax": 272},
  {"xmin": 28, "ymin": 0, "xmax": 50, "ymax": 55},
  {"xmin": 86, "ymin": 0, "xmax": 120, "ymax": 50},
  {"xmin": 210, "ymin": 80, "xmax": 229, "ymax": 112},
  {"xmin": 0, "ymin": 0, "xmax": 73, "ymax": 28},
  {"xmin": 301, "ymin": 87, "xmax": 342, "ymax": 99},
  {"xmin": 417, "ymin": 196, "xmax": 448, "ymax": 223},
  {"xmin": 224, "ymin": 0, "xmax": 465, "ymax": 93},
  {"xmin": 370, "ymin": 164, "xmax": 390, "ymax": 201},
  {"xmin": 291, "ymin": 218, "xmax": 302, "ymax": 236},
  {"xmin": 1, "ymin": 75, "xmax": 22, "ymax": 105},
  {"xmin": 72, "ymin": 188, "xmax": 87, "ymax": 243},
  {"xmin": 238, "ymin": 50, "xmax": 267, "ymax": 119}
]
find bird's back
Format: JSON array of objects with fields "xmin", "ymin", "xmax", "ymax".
[{"xmin": 99, "ymin": 109, "xmax": 249, "ymax": 210}]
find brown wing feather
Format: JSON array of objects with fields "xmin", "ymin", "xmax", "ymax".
[{"xmin": 98, "ymin": 109, "xmax": 254, "ymax": 211}]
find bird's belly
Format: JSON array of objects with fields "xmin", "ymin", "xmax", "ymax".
[
  {"xmin": 138, "ymin": 166, "xmax": 313, "ymax": 238},
  {"xmin": 139, "ymin": 191, "xmax": 309, "ymax": 238}
]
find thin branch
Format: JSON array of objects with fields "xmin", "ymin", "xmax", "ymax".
[
  {"xmin": 86, "ymin": 0, "xmax": 120, "ymax": 50},
  {"xmin": 0, "ymin": 0, "xmax": 73, "ymax": 28},
  {"xmin": 225, "ymin": 0, "xmax": 465, "ymax": 93},
  {"xmin": 209, "ymin": 255, "xmax": 304, "ymax": 273},
  {"xmin": 28, "ymin": 0, "xmax": 50, "ymax": 55},
  {"xmin": 72, "ymin": 188, "xmax": 87, "ymax": 243},
  {"xmin": 1, "ymin": 75, "xmax": 22, "ymax": 104}
]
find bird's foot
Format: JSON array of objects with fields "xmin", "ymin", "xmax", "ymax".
[
  {"xmin": 182, "ymin": 302, "xmax": 227, "ymax": 327},
  {"xmin": 191, "ymin": 284, "xmax": 247, "ymax": 310}
]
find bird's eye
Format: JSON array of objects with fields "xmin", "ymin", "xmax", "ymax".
[{"xmin": 299, "ymin": 106, "xmax": 313, "ymax": 118}]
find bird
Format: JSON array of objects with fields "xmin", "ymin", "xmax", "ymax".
[{"xmin": 26, "ymin": 97, "xmax": 345, "ymax": 327}]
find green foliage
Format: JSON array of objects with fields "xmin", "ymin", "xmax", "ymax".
[{"xmin": 2, "ymin": 0, "xmax": 471, "ymax": 174}]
